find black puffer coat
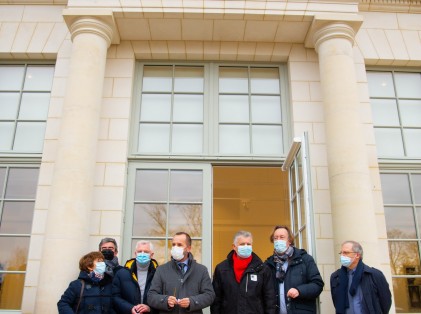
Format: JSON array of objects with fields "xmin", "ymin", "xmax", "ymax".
[
  {"xmin": 265, "ymin": 248, "xmax": 324, "ymax": 313},
  {"xmin": 57, "ymin": 271, "xmax": 115, "ymax": 314},
  {"xmin": 112, "ymin": 258, "xmax": 158, "ymax": 314},
  {"xmin": 211, "ymin": 250, "xmax": 276, "ymax": 314}
]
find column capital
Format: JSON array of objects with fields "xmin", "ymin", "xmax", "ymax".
[
  {"xmin": 304, "ymin": 14, "xmax": 363, "ymax": 52},
  {"xmin": 63, "ymin": 8, "xmax": 120, "ymax": 46}
]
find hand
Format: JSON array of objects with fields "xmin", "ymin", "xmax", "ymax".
[
  {"xmin": 177, "ymin": 297, "xmax": 190, "ymax": 308},
  {"xmin": 132, "ymin": 305, "xmax": 141, "ymax": 314},
  {"xmin": 138, "ymin": 304, "xmax": 151, "ymax": 313},
  {"xmin": 168, "ymin": 296, "xmax": 178, "ymax": 308},
  {"xmin": 287, "ymin": 288, "xmax": 300, "ymax": 299}
]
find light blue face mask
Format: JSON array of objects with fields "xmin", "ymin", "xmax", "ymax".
[
  {"xmin": 136, "ymin": 252, "xmax": 151, "ymax": 266},
  {"xmin": 94, "ymin": 261, "xmax": 106, "ymax": 275},
  {"xmin": 237, "ymin": 245, "xmax": 252, "ymax": 258},
  {"xmin": 274, "ymin": 240, "xmax": 288, "ymax": 253},
  {"xmin": 340, "ymin": 255, "xmax": 352, "ymax": 267}
]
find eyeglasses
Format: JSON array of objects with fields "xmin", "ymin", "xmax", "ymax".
[{"xmin": 338, "ymin": 251, "xmax": 357, "ymax": 255}]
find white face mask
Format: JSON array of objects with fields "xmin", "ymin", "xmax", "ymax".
[{"xmin": 171, "ymin": 246, "xmax": 185, "ymax": 261}]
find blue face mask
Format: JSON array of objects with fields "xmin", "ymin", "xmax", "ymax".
[
  {"xmin": 136, "ymin": 252, "xmax": 151, "ymax": 267},
  {"xmin": 340, "ymin": 255, "xmax": 353, "ymax": 268},
  {"xmin": 94, "ymin": 261, "xmax": 106, "ymax": 275},
  {"xmin": 274, "ymin": 240, "xmax": 288, "ymax": 253},
  {"xmin": 237, "ymin": 245, "xmax": 252, "ymax": 258}
]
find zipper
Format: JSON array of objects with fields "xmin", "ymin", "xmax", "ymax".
[{"xmin": 246, "ymin": 273, "xmax": 248, "ymax": 293}]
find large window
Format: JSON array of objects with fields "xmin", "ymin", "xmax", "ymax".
[
  {"xmin": 0, "ymin": 64, "xmax": 54, "ymax": 153},
  {"xmin": 134, "ymin": 63, "xmax": 287, "ymax": 158},
  {"xmin": 367, "ymin": 71, "xmax": 421, "ymax": 158},
  {"xmin": 369, "ymin": 69, "xmax": 421, "ymax": 313},
  {"xmin": 0, "ymin": 166, "xmax": 39, "ymax": 310}
]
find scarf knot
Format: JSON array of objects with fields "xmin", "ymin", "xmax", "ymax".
[{"xmin": 273, "ymin": 246, "xmax": 294, "ymax": 283}]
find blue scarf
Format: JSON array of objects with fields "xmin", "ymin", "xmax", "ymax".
[{"xmin": 336, "ymin": 260, "xmax": 364, "ymax": 313}]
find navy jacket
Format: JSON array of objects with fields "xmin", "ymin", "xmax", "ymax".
[
  {"xmin": 265, "ymin": 248, "xmax": 324, "ymax": 313},
  {"xmin": 57, "ymin": 271, "xmax": 115, "ymax": 314},
  {"xmin": 211, "ymin": 250, "xmax": 276, "ymax": 314},
  {"xmin": 330, "ymin": 263, "xmax": 392, "ymax": 314},
  {"xmin": 112, "ymin": 258, "xmax": 158, "ymax": 314}
]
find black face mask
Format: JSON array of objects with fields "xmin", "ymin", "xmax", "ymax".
[{"xmin": 101, "ymin": 249, "xmax": 115, "ymax": 261}]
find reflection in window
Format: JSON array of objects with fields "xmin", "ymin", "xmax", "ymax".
[
  {"xmin": 368, "ymin": 71, "xmax": 421, "ymax": 158},
  {"xmin": 132, "ymin": 169, "xmax": 203, "ymax": 265},
  {"xmin": 0, "ymin": 64, "xmax": 54, "ymax": 153},
  {"xmin": 381, "ymin": 172, "xmax": 421, "ymax": 312},
  {"xmin": 0, "ymin": 167, "xmax": 39, "ymax": 310}
]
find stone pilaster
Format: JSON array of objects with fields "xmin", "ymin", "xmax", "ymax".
[{"xmin": 34, "ymin": 11, "xmax": 117, "ymax": 312}]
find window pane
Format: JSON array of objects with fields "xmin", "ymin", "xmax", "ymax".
[
  {"xmin": 0, "ymin": 202, "xmax": 34, "ymax": 234},
  {"xmin": 250, "ymin": 68, "xmax": 280, "ymax": 94},
  {"xmin": 5, "ymin": 168, "xmax": 39, "ymax": 199},
  {"xmin": 370, "ymin": 99, "xmax": 400, "ymax": 126},
  {"xmin": 173, "ymin": 95, "xmax": 203, "ymax": 122},
  {"xmin": 404, "ymin": 129, "xmax": 421, "ymax": 157},
  {"xmin": 219, "ymin": 95, "xmax": 249, "ymax": 123},
  {"xmin": 169, "ymin": 204, "xmax": 202, "ymax": 237},
  {"xmin": 395, "ymin": 72, "xmax": 421, "ymax": 98},
  {"xmin": 400, "ymin": 100, "xmax": 421, "ymax": 127},
  {"xmin": 172, "ymin": 124, "xmax": 202, "ymax": 154},
  {"xmin": 251, "ymin": 96, "xmax": 282, "ymax": 123},
  {"xmin": 0, "ymin": 122, "xmax": 14, "ymax": 150},
  {"xmin": 14, "ymin": 122, "xmax": 46, "ymax": 152},
  {"xmin": 23, "ymin": 66, "xmax": 54, "ymax": 91},
  {"xmin": 252, "ymin": 125, "xmax": 283, "ymax": 155},
  {"xmin": 374, "ymin": 128, "xmax": 404, "ymax": 157},
  {"xmin": 219, "ymin": 125, "xmax": 250, "ymax": 154},
  {"xmin": 384, "ymin": 207, "xmax": 416, "ymax": 239},
  {"xmin": 0, "ymin": 237, "xmax": 29, "ymax": 271},
  {"xmin": 170, "ymin": 170, "xmax": 203, "ymax": 202},
  {"xmin": 133, "ymin": 204, "xmax": 167, "ymax": 237},
  {"xmin": 142, "ymin": 66, "xmax": 172, "ymax": 92},
  {"xmin": 0, "ymin": 167, "xmax": 5, "ymax": 192},
  {"xmin": 367, "ymin": 72, "xmax": 395, "ymax": 97},
  {"xmin": 138, "ymin": 124, "xmax": 170, "ymax": 153},
  {"xmin": 135, "ymin": 170, "xmax": 168, "ymax": 201},
  {"xmin": 413, "ymin": 175, "xmax": 421, "ymax": 204},
  {"xmin": 0, "ymin": 66, "xmax": 25, "ymax": 91},
  {"xmin": 174, "ymin": 67, "xmax": 204, "ymax": 93},
  {"xmin": 0, "ymin": 273, "xmax": 25, "ymax": 310},
  {"xmin": 389, "ymin": 242, "xmax": 420, "ymax": 275},
  {"xmin": 140, "ymin": 94, "xmax": 171, "ymax": 122},
  {"xmin": 219, "ymin": 67, "xmax": 248, "ymax": 93},
  {"xmin": 19, "ymin": 93, "xmax": 50, "ymax": 120},
  {"xmin": 381, "ymin": 173, "xmax": 411, "ymax": 204},
  {"xmin": 393, "ymin": 277, "xmax": 421, "ymax": 313},
  {"xmin": 0, "ymin": 93, "xmax": 20, "ymax": 119}
]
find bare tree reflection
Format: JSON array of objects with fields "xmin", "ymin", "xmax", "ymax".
[
  {"xmin": 144, "ymin": 204, "xmax": 167, "ymax": 235},
  {"xmin": 180, "ymin": 204, "xmax": 201, "ymax": 237},
  {"xmin": 388, "ymin": 229, "xmax": 419, "ymax": 275}
]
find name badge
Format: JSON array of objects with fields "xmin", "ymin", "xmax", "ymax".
[{"xmin": 250, "ymin": 274, "xmax": 257, "ymax": 281}]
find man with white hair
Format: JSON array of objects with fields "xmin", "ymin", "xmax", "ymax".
[
  {"xmin": 113, "ymin": 240, "xmax": 158, "ymax": 314},
  {"xmin": 211, "ymin": 230, "xmax": 276, "ymax": 314}
]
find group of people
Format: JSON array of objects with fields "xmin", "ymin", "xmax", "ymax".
[{"xmin": 58, "ymin": 226, "xmax": 392, "ymax": 314}]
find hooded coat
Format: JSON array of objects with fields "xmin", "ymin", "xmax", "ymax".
[{"xmin": 211, "ymin": 250, "xmax": 276, "ymax": 314}]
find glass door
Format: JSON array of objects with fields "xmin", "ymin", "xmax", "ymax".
[{"xmin": 282, "ymin": 132, "xmax": 315, "ymax": 255}]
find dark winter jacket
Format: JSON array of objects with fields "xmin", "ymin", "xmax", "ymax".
[
  {"xmin": 57, "ymin": 271, "xmax": 115, "ymax": 314},
  {"xmin": 147, "ymin": 253, "xmax": 215, "ymax": 313},
  {"xmin": 112, "ymin": 258, "xmax": 158, "ymax": 314},
  {"xmin": 330, "ymin": 262, "xmax": 392, "ymax": 314},
  {"xmin": 265, "ymin": 248, "xmax": 324, "ymax": 313},
  {"xmin": 211, "ymin": 250, "xmax": 276, "ymax": 314}
]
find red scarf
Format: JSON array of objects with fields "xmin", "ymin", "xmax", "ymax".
[{"xmin": 232, "ymin": 251, "xmax": 252, "ymax": 283}]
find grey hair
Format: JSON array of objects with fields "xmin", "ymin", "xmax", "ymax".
[
  {"xmin": 342, "ymin": 240, "xmax": 363, "ymax": 259},
  {"xmin": 98, "ymin": 237, "xmax": 118, "ymax": 252},
  {"xmin": 136, "ymin": 240, "xmax": 154, "ymax": 252},
  {"xmin": 233, "ymin": 231, "xmax": 253, "ymax": 246}
]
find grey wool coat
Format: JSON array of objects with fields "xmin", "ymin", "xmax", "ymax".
[{"xmin": 147, "ymin": 253, "xmax": 215, "ymax": 314}]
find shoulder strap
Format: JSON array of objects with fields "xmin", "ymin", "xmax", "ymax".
[{"xmin": 75, "ymin": 279, "xmax": 85, "ymax": 314}]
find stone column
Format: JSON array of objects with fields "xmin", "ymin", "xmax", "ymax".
[
  {"xmin": 35, "ymin": 11, "xmax": 118, "ymax": 312},
  {"xmin": 306, "ymin": 15, "xmax": 380, "ymax": 263}
]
